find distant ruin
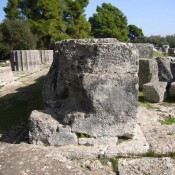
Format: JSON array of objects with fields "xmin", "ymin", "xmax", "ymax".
[{"xmin": 11, "ymin": 50, "xmax": 53, "ymax": 71}]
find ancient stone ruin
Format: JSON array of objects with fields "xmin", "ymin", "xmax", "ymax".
[
  {"xmin": 11, "ymin": 50, "xmax": 53, "ymax": 71},
  {"xmin": 29, "ymin": 38, "xmax": 140, "ymax": 146}
]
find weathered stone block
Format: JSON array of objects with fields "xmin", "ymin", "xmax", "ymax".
[
  {"xmin": 156, "ymin": 57, "xmax": 173, "ymax": 82},
  {"xmin": 78, "ymin": 138, "xmax": 96, "ymax": 146},
  {"xmin": 134, "ymin": 43, "xmax": 154, "ymax": 59},
  {"xmin": 143, "ymin": 82, "xmax": 167, "ymax": 102},
  {"xmin": 29, "ymin": 110, "xmax": 78, "ymax": 146},
  {"xmin": 169, "ymin": 82, "xmax": 175, "ymax": 96},
  {"xmin": 40, "ymin": 50, "xmax": 53, "ymax": 64},
  {"xmin": 43, "ymin": 38, "xmax": 139, "ymax": 138},
  {"xmin": 138, "ymin": 58, "xmax": 158, "ymax": 89}
]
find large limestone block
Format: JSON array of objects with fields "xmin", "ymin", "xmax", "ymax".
[
  {"xmin": 134, "ymin": 43, "xmax": 154, "ymax": 59},
  {"xmin": 170, "ymin": 62, "xmax": 175, "ymax": 81},
  {"xmin": 143, "ymin": 82, "xmax": 167, "ymax": 102},
  {"xmin": 29, "ymin": 110, "xmax": 78, "ymax": 146},
  {"xmin": 169, "ymin": 82, "xmax": 175, "ymax": 96},
  {"xmin": 43, "ymin": 38, "xmax": 139, "ymax": 138},
  {"xmin": 156, "ymin": 57, "xmax": 173, "ymax": 82},
  {"xmin": 138, "ymin": 58, "xmax": 158, "ymax": 89}
]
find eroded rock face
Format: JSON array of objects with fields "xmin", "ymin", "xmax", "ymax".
[
  {"xmin": 134, "ymin": 43, "xmax": 154, "ymax": 59},
  {"xmin": 30, "ymin": 38, "xmax": 139, "ymax": 145},
  {"xmin": 143, "ymin": 82, "xmax": 167, "ymax": 102},
  {"xmin": 156, "ymin": 57, "xmax": 173, "ymax": 82},
  {"xmin": 138, "ymin": 58, "xmax": 158, "ymax": 90}
]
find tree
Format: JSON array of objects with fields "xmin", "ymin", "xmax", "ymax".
[
  {"xmin": 89, "ymin": 3, "xmax": 128, "ymax": 41},
  {"xmin": 3, "ymin": 0, "xmax": 21, "ymax": 20},
  {"xmin": 128, "ymin": 24, "xmax": 144, "ymax": 42},
  {"xmin": 63, "ymin": 0, "xmax": 91, "ymax": 38},
  {"xmin": 19, "ymin": 0, "xmax": 69, "ymax": 49},
  {"xmin": 0, "ymin": 20, "xmax": 37, "ymax": 60}
]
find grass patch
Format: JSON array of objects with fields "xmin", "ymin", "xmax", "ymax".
[
  {"xmin": 0, "ymin": 76, "xmax": 45, "ymax": 132},
  {"xmin": 161, "ymin": 118, "xmax": 175, "ymax": 125},
  {"xmin": 110, "ymin": 157, "xmax": 119, "ymax": 174},
  {"xmin": 76, "ymin": 133, "xmax": 91, "ymax": 138},
  {"xmin": 143, "ymin": 150, "xmax": 175, "ymax": 159},
  {"xmin": 153, "ymin": 51, "xmax": 169, "ymax": 57}
]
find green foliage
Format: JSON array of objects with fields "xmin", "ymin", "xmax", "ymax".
[
  {"xmin": 89, "ymin": 3, "xmax": 128, "ymax": 41},
  {"xmin": 0, "ymin": 20, "xmax": 37, "ymax": 59},
  {"xmin": 128, "ymin": 24, "xmax": 144, "ymax": 42},
  {"xmin": 64, "ymin": 0, "xmax": 91, "ymax": 38},
  {"xmin": 4, "ymin": 0, "xmax": 90, "ymax": 49},
  {"xmin": 3, "ymin": 0, "xmax": 21, "ymax": 20},
  {"xmin": 161, "ymin": 118, "xmax": 175, "ymax": 125}
]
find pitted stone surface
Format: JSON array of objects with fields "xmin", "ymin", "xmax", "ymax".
[
  {"xmin": 156, "ymin": 57, "xmax": 173, "ymax": 82},
  {"xmin": 105, "ymin": 124, "xmax": 149, "ymax": 157},
  {"xmin": 0, "ymin": 143, "xmax": 85, "ymax": 175},
  {"xmin": 29, "ymin": 110, "xmax": 78, "ymax": 146},
  {"xmin": 143, "ymin": 82, "xmax": 167, "ymax": 102},
  {"xmin": 134, "ymin": 43, "xmax": 154, "ymax": 59},
  {"xmin": 42, "ymin": 38, "xmax": 139, "ymax": 141},
  {"xmin": 138, "ymin": 58, "xmax": 158, "ymax": 89},
  {"xmin": 118, "ymin": 158, "xmax": 175, "ymax": 175},
  {"xmin": 169, "ymin": 82, "xmax": 175, "ymax": 96}
]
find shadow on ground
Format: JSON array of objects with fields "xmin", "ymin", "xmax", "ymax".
[{"xmin": 0, "ymin": 76, "xmax": 45, "ymax": 143}]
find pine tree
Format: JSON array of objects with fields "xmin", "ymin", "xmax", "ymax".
[{"xmin": 89, "ymin": 3, "xmax": 128, "ymax": 42}]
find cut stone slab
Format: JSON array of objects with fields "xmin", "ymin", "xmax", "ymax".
[
  {"xmin": 0, "ymin": 143, "xmax": 86, "ymax": 175},
  {"xmin": 118, "ymin": 158, "xmax": 175, "ymax": 175},
  {"xmin": 156, "ymin": 57, "xmax": 173, "ymax": 82},
  {"xmin": 169, "ymin": 82, "xmax": 175, "ymax": 96},
  {"xmin": 134, "ymin": 43, "xmax": 154, "ymax": 59},
  {"xmin": 137, "ymin": 106, "xmax": 175, "ymax": 154},
  {"xmin": 42, "ymin": 38, "xmax": 139, "ymax": 139},
  {"xmin": 29, "ymin": 110, "xmax": 78, "ymax": 146},
  {"xmin": 105, "ymin": 124, "xmax": 149, "ymax": 157},
  {"xmin": 143, "ymin": 82, "xmax": 167, "ymax": 102},
  {"xmin": 138, "ymin": 58, "xmax": 158, "ymax": 89}
]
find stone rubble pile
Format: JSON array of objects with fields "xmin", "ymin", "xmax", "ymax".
[{"xmin": 137, "ymin": 44, "xmax": 175, "ymax": 102}]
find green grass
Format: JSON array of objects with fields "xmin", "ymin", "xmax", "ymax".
[
  {"xmin": 153, "ymin": 51, "xmax": 169, "ymax": 57},
  {"xmin": 0, "ymin": 76, "xmax": 45, "ymax": 131},
  {"xmin": 110, "ymin": 157, "xmax": 118, "ymax": 174},
  {"xmin": 161, "ymin": 118, "xmax": 175, "ymax": 125},
  {"xmin": 143, "ymin": 150, "xmax": 175, "ymax": 159},
  {"xmin": 76, "ymin": 133, "xmax": 91, "ymax": 138}
]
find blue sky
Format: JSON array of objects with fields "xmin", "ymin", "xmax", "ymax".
[{"xmin": 1, "ymin": 0, "xmax": 175, "ymax": 36}]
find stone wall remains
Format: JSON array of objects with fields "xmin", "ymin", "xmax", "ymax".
[{"xmin": 11, "ymin": 50, "xmax": 53, "ymax": 71}]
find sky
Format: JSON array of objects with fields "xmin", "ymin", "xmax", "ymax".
[{"xmin": 0, "ymin": 0, "xmax": 175, "ymax": 36}]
